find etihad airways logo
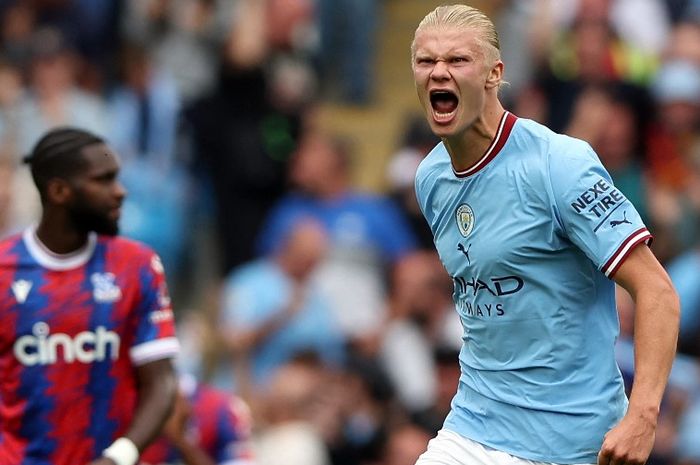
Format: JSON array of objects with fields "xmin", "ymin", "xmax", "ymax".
[
  {"xmin": 13, "ymin": 322, "xmax": 120, "ymax": 366},
  {"xmin": 454, "ymin": 275, "xmax": 524, "ymax": 296}
]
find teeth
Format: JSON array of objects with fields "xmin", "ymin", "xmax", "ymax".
[{"xmin": 434, "ymin": 109, "xmax": 456, "ymax": 118}]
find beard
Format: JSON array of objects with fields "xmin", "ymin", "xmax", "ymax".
[{"xmin": 68, "ymin": 202, "xmax": 120, "ymax": 236}]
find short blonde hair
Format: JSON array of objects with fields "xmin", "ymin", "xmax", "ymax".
[{"xmin": 411, "ymin": 4, "xmax": 501, "ymax": 63}]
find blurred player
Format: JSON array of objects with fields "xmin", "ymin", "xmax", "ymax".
[
  {"xmin": 0, "ymin": 128, "xmax": 179, "ymax": 465},
  {"xmin": 141, "ymin": 374, "xmax": 256, "ymax": 465},
  {"xmin": 411, "ymin": 5, "xmax": 679, "ymax": 465}
]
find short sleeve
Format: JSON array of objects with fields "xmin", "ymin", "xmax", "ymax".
[
  {"xmin": 129, "ymin": 253, "xmax": 179, "ymax": 365},
  {"xmin": 548, "ymin": 141, "xmax": 652, "ymax": 278}
]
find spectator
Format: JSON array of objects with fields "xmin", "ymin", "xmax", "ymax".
[
  {"xmin": 316, "ymin": 0, "xmax": 378, "ymax": 104},
  {"xmin": 615, "ymin": 285, "xmax": 700, "ymax": 465},
  {"xmin": 676, "ymin": 393, "xmax": 700, "ymax": 465},
  {"xmin": 186, "ymin": 0, "xmax": 310, "ymax": 277},
  {"xmin": 663, "ymin": 20, "xmax": 700, "ymax": 64},
  {"xmin": 536, "ymin": 4, "xmax": 657, "ymax": 133},
  {"xmin": 121, "ymin": 0, "xmax": 236, "ymax": 103},
  {"xmin": 646, "ymin": 59, "xmax": 700, "ymax": 258},
  {"xmin": 12, "ymin": 28, "xmax": 108, "ymax": 233},
  {"xmin": 379, "ymin": 423, "xmax": 432, "ymax": 465},
  {"xmin": 0, "ymin": 58, "xmax": 24, "ymax": 158},
  {"xmin": 254, "ymin": 360, "xmax": 331, "ymax": 465},
  {"xmin": 412, "ymin": 347, "xmax": 462, "ymax": 435},
  {"xmin": 141, "ymin": 374, "xmax": 256, "ymax": 465},
  {"xmin": 546, "ymin": 0, "xmax": 671, "ymax": 56},
  {"xmin": 567, "ymin": 85, "xmax": 652, "ymax": 222},
  {"xmin": 385, "ymin": 116, "xmax": 440, "ymax": 250},
  {"xmin": 258, "ymin": 128, "xmax": 417, "ymax": 343},
  {"xmin": 107, "ymin": 41, "xmax": 190, "ymax": 282},
  {"xmin": 16, "ymin": 28, "xmax": 108, "ymax": 153},
  {"xmin": 378, "ymin": 251, "xmax": 459, "ymax": 413},
  {"xmin": 0, "ymin": 160, "xmax": 13, "ymax": 238},
  {"xmin": 0, "ymin": 1, "xmax": 37, "ymax": 70},
  {"xmin": 214, "ymin": 218, "xmax": 345, "ymax": 391},
  {"xmin": 666, "ymin": 244, "xmax": 700, "ymax": 355}
]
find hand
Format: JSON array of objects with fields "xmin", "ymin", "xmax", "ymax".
[{"xmin": 597, "ymin": 408, "xmax": 657, "ymax": 465}]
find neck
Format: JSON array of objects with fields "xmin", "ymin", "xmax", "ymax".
[
  {"xmin": 444, "ymin": 99, "xmax": 505, "ymax": 172},
  {"xmin": 35, "ymin": 214, "xmax": 90, "ymax": 255}
]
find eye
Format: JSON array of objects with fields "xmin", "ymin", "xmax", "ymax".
[
  {"xmin": 94, "ymin": 171, "xmax": 118, "ymax": 183},
  {"xmin": 451, "ymin": 56, "xmax": 469, "ymax": 64},
  {"xmin": 416, "ymin": 57, "xmax": 435, "ymax": 65}
]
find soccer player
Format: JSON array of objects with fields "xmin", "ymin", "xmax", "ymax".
[
  {"xmin": 0, "ymin": 128, "xmax": 179, "ymax": 465},
  {"xmin": 410, "ymin": 5, "xmax": 679, "ymax": 465},
  {"xmin": 140, "ymin": 375, "xmax": 256, "ymax": 465}
]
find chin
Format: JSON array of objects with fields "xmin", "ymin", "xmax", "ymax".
[
  {"xmin": 429, "ymin": 122, "xmax": 459, "ymax": 139},
  {"xmin": 97, "ymin": 222, "xmax": 120, "ymax": 236},
  {"xmin": 83, "ymin": 220, "xmax": 120, "ymax": 236}
]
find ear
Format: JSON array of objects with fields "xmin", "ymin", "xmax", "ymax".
[
  {"xmin": 485, "ymin": 61, "xmax": 504, "ymax": 90},
  {"xmin": 45, "ymin": 178, "xmax": 74, "ymax": 205}
]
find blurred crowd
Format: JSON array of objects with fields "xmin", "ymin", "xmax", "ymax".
[{"xmin": 1, "ymin": 0, "xmax": 700, "ymax": 464}]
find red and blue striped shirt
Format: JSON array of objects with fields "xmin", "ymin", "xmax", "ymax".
[{"xmin": 0, "ymin": 228, "xmax": 179, "ymax": 465}]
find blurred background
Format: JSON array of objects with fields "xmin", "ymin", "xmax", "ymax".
[{"xmin": 1, "ymin": 0, "xmax": 700, "ymax": 464}]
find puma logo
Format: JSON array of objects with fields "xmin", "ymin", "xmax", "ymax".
[
  {"xmin": 610, "ymin": 211, "xmax": 632, "ymax": 228},
  {"xmin": 457, "ymin": 243, "xmax": 472, "ymax": 265}
]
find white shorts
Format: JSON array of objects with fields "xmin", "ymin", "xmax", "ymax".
[{"xmin": 415, "ymin": 429, "xmax": 595, "ymax": 465}]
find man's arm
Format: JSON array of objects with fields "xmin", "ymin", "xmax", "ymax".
[
  {"xmin": 598, "ymin": 245, "xmax": 680, "ymax": 465},
  {"xmin": 90, "ymin": 358, "xmax": 178, "ymax": 465}
]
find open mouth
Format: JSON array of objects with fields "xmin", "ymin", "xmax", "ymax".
[{"xmin": 430, "ymin": 90, "xmax": 459, "ymax": 121}]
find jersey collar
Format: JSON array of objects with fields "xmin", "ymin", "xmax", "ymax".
[
  {"xmin": 23, "ymin": 226, "xmax": 97, "ymax": 270},
  {"xmin": 452, "ymin": 111, "xmax": 518, "ymax": 178}
]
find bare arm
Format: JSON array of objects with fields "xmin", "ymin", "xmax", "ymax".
[
  {"xmin": 125, "ymin": 358, "xmax": 179, "ymax": 449},
  {"xmin": 598, "ymin": 245, "xmax": 680, "ymax": 465},
  {"xmin": 90, "ymin": 358, "xmax": 178, "ymax": 465}
]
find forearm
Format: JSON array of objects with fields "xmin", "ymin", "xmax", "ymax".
[
  {"xmin": 599, "ymin": 245, "xmax": 680, "ymax": 464},
  {"xmin": 126, "ymin": 359, "xmax": 178, "ymax": 451},
  {"xmin": 628, "ymin": 284, "xmax": 680, "ymax": 416}
]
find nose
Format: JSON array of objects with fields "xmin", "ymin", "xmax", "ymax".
[
  {"xmin": 430, "ymin": 60, "xmax": 450, "ymax": 81},
  {"xmin": 114, "ymin": 180, "xmax": 127, "ymax": 201}
]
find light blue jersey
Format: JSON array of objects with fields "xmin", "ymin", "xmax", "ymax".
[{"xmin": 415, "ymin": 112, "xmax": 652, "ymax": 464}]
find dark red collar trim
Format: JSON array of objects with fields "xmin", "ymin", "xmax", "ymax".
[{"xmin": 453, "ymin": 111, "xmax": 517, "ymax": 178}]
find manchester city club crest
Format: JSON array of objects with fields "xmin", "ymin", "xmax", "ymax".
[{"xmin": 455, "ymin": 203, "xmax": 475, "ymax": 237}]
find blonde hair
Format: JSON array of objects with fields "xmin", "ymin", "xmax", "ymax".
[{"xmin": 411, "ymin": 4, "xmax": 501, "ymax": 63}]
